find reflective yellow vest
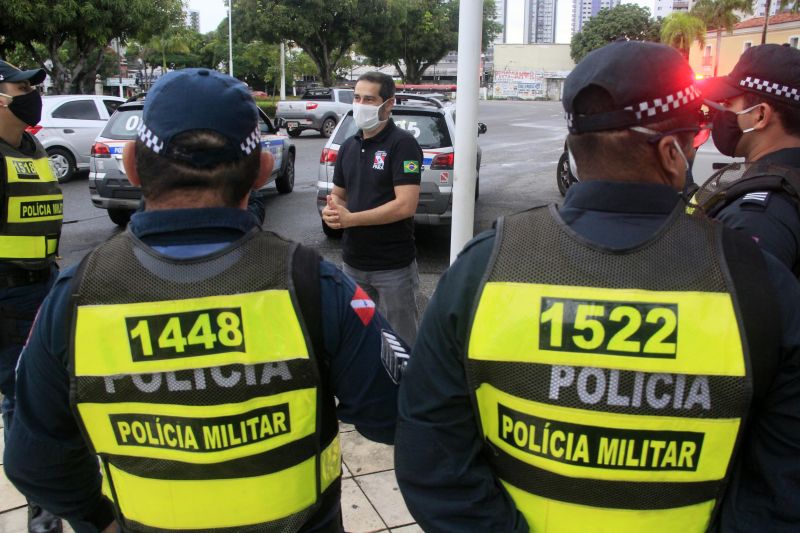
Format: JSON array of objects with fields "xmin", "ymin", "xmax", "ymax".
[
  {"xmin": 0, "ymin": 134, "xmax": 62, "ymax": 268},
  {"xmin": 466, "ymin": 206, "xmax": 754, "ymax": 533},
  {"xmin": 70, "ymin": 230, "xmax": 340, "ymax": 532}
]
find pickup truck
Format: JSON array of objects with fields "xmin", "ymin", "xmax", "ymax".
[{"xmin": 276, "ymin": 87, "xmax": 354, "ymax": 138}]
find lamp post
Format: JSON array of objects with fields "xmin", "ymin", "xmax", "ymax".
[{"xmin": 228, "ymin": 0, "xmax": 234, "ymax": 77}]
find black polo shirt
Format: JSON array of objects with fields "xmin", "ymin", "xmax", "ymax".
[{"xmin": 333, "ymin": 119, "xmax": 423, "ymax": 271}]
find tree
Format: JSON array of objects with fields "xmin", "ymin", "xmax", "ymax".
[
  {"xmin": 661, "ymin": 12, "xmax": 706, "ymax": 59},
  {"xmin": 692, "ymin": 0, "xmax": 752, "ymax": 76},
  {"xmin": 2, "ymin": 0, "xmax": 183, "ymax": 94},
  {"xmin": 356, "ymin": 0, "xmax": 502, "ymax": 84},
  {"xmin": 234, "ymin": 0, "xmax": 362, "ymax": 87},
  {"xmin": 570, "ymin": 4, "xmax": 661, "ymax": 63}
]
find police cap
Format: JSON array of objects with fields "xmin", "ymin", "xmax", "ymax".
[
  {"xmin": 138, "ymin": 68, "xmax": 259, "ymax": 167},
  {"xmin": 0, "ymin": 60, "xmax": 46, "ymax": 85},
  {"xmin": 563, "ymin": 41, "xmax": 701, "ymax": 134},
  {"xmin": 701, "ymin": 44, "xmax": 800, "ymax": 108}
]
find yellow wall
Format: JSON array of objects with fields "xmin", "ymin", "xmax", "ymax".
[
  {"xmin": 689, "ymin": 23, "xmax": 800, "ymax": 76},
  {"xmin": 493, "ymin": 44, "xmax": 575, "ymax": 71}
]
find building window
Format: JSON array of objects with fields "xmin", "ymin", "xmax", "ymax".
[
  {"xmin": 790, "ymin": 36, "xmax": 799, "ymax": 48},
  {"xmin": 743, "ymin": 41, "xmax": 752, "ymax": 50}
]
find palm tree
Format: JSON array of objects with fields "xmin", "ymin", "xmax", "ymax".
[
  {"xmin": 692, "ymin": 0, "xmax": 753, "ymax": 76},
  {"xmin": 661, "ymin": 12, "xmax": 707, "ymax": 60},
  {"xmin": 146, "ymin": 26, "xmax": 192, "ymax": 72}
]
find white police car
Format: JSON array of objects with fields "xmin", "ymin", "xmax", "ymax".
[{"xmin": 89, "ymin": 95, "xmax": 295, "ymax": 226}]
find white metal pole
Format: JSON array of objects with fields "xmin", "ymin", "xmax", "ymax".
[
  {"xmin": 450, "ymin": 0, "xmax": 483, "ymax": 264},
  {"xmin": 280, "ymin": 42, "xmax": 286, "ymax": 100},
  {"xmin": 228, "ymin": 0, "xmax": 234, "ymax": 77}
]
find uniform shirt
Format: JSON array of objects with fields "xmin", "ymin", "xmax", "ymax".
[
  {"xmin": 716, "ymin": 147, "xmax": 800, "ymax": 273},
  {"xmin": 395, "ymin": 181, "xmax": 800, "ymax": 532},
  {"xmin": 333, "ymin": 119, "xmax": 423, "ymax": 271},
  {"xmin": 3, "ymin": 207, "xmax": 404, "ymax": 533}
]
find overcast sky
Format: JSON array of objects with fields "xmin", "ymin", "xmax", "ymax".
[{"xmin": 188, "ymin": 0, "xmax": 655, "ymax": 46}]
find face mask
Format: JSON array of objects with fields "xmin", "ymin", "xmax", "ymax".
[
  {"xmin": 353, "ymin": 99, "xmax": 389, "ymax": 132},
  {"xmin": 711, "ymin": 103, "xmax": 761, "ymax": 157},
  {"xmin": 7, "ymin": 90, "xmax": 42, "ymax": 126}
]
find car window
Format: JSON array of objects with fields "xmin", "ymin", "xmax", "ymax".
[
  {"xmin": 338, "ymin": 91, "xmax": 354, "ymax": 104},
  {"xmin": 258, "ymin": 112, "xmax": 274, "ymax": 135},
  {"xmin": 332, "ymin": 115, "xmax": 358, "ymax": 144},
  {"xmin": 51, "ymin": 100, "xmax": 101, "ymax": 120},
  {"xmin": 393, "ymin": 113, "xmax": 451, "ymax": 149},
  {"xmin": 302, "ymin": 89, "xmax": 333, "ymax": 101},
  {"xmin": 101, "ymin": 107, "xmax": 143, "ymax": 140},
  {"xmin": 104, "ymin": 99, "xmax": 123, "ymax": 116}
]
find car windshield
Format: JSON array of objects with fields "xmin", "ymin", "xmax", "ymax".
[
  {"xmin": 101, "ymin": 107, "xmax": 143, "ymax": 140},
  {"xmin": 332, "ymin": 112, "xmax": 451, "ymax": 149}
]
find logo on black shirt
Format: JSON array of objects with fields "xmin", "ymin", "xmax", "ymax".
[{"xmin": 373, "ymin": 150, "xmax": 387, "ymax": 170}]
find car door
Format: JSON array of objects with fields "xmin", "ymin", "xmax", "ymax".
[
  {"xmin": 49, "ymin": 98, "xmax": 108, "ymax": 167},
  {"xmin": 257, "ymin": 111, "xmax": 284, "ymax": 183}
]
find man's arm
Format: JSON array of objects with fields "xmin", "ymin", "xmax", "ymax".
[
  {"xmin": 3, "ymin": 268, "xmax": 116, "ymax": 533},
  {"xmin": 394, "ymin": 231, "xmax": 528, "ymax": 533},
  {"xmin": 319, "ymin": 260, "xmax": 403, "ymax": 444},
  {"xmin": 325, "ymin": 184, "xmax": 419, "ymax": 229}
]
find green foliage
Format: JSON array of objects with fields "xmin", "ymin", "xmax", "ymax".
[
  {"xmin": 1, "ymin": 0, "xmax": 183, "ymax": 94},
  {"xmin": 356, "ymin": 0, "xmax": 502, "ymax": 84},
  {"xmin": 660, "ymin": 12, "xmax": 706, "ymax": 59},
  {"xmin": 570, "ymin": 4, "xmax": 662, "ymax": 64}
]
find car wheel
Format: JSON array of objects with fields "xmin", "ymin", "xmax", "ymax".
[
  {"xmin": 108, "ymin": 208, "xmax": 133, "ymax": 227},
  {"xmin": 47, "ymin": 147, "xmax": 76, "ymax": 183},
  {"xmin": 322, "ymin": 219, "xmax": 343, "ymax": 239},
  {"xmin": 556, "ymin": 151, "xmax": 574, "ymax": 197},
  {"xmin": 320, "ymin": 118, "xmax": 336, "ymax": 138},
  {"xmin": 287, "ymin": 128, "xmax": 302, "ymax": 138},
  {"xmin": 276, "ymin": 153, "xmax": 295, "ymax": 194}
]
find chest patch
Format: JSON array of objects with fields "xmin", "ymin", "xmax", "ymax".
[{"xmin": 373, "ymin": 150, "xmax": 387, "ymax": 170}]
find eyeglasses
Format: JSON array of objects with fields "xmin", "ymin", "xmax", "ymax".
[{"xmin": 630, "ymin": 109, "xmax": 712, "ymax": 150}]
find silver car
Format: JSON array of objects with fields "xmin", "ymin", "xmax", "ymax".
[
  {"xmin": 29, "ymin": 95, "xmax": 125, "ymax": 182},
  {"xmin": 90, "ymin": 96, "xmax": 296, "ymax": 227},
  {"xmin": 316, "ymin": 94, "xmax": 486, "ymax": 237}
]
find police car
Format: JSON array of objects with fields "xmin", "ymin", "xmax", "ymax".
[
  {"xmin": 89, "ymin": 94, "xmax": 296, "ymax": 226},
  {"xmin": 316, "ymin": 93, "xmax": 486, "ymax": 238}
]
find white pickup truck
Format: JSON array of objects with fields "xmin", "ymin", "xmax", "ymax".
[{"xmin": 276, "ymin": 87, "xmax": 354, "ymax": 138}]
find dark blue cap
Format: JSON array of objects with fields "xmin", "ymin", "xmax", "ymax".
[
  {"xmin": 0, "ymin": 60, "xmax": 46, "ymax": 85},
  {"xmin": 138, "ymin": 68, "xmax": 259, "ymax": 166}
]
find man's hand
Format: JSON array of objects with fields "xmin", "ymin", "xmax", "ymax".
[{"xmin": 322, "ymin": 194, "xmax": 353, "ymax": 229}]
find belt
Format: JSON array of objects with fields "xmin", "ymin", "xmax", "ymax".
[{"xmin": 0, "ymin": 268, "xmax": 51, "ymax": 289}]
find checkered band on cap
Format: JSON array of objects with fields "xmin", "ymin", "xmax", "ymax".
[
  {"xmin": 240, "ymin": 127, "xmax": 261, "ymax": 155},
  {"xmin": 624, "ymin": 84, "xmax": 701, "ymax": 121},
  {"xmin": 740, "ymin": 76, "xmax": 800, "ymax": 102},
  {"xmin": 137, "ymin": 122, "xmax": 165, "ymax": 154}
]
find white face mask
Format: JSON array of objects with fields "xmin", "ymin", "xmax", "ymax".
[{"xmin": 353, "ymin": 99, "xmax": 390, "ymax": 131}]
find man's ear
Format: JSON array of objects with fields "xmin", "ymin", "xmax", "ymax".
[
  {"xmin": 254, "ymin": 151, "xmax": 274, "ymax": 190},
  {"xmin": 656, "ymin": 136, "xmax": 687, "ymax": 191},
  {"xmin": 755, "ymin": 102, "xmax": 772, "ymax": 131},
  {"xmin": 122, "ymin": 141, "xmax": 140, "ymax": 187}
]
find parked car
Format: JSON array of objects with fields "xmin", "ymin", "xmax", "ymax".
[
  {"xmin": 555, "ymin": 138, "xmax": 742, "ymax": 196},
  {"xmin": 28, "ymin": 95, "xmax": 126, "ymax": 182},
  {"xmin": 316, "ymin": 93, "xmax": 487, "ymax": 238},
  {"xmin": 89, "ymin": 95, "xmax": 295, "ymax": 227},
  {"xmin": 276, "ymin": 87, "xmax": 353, "ymax": 138}
]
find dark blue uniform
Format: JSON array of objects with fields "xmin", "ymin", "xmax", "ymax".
[
  {"xmin": 716, "ymin": 148, "xmax": 800, "ymax": 274},
  {"xmin": 4, "ymin": 208, "xmax": 403, "ymax": 533},
  {"xmin": 395, "ymin": 181, "xmax": 800, "ymax": 532}
]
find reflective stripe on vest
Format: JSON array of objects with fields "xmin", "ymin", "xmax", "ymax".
[
  {"xmin": 70, "ymin": 231, "xmax": 340, "ymax": 532},
  {"xmin": 466, "ymin": 206, "xmax": 750, "ymax": 532},
  {"xmin": 0, "ymin": 138, "xmax": 62, "ymax": 265}
]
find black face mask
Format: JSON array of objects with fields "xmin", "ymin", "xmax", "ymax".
[
  {"xmin": 8, "ymin": 90, "xmax": 43, "ymax": 126},
  {"xmin": 710, "ymin": 104, "xmax": 760, "ymax": 157}
]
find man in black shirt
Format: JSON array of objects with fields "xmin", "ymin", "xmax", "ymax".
[{"xmin": 323, "ymin": 72, "xmax": 423, "ymax": 345}]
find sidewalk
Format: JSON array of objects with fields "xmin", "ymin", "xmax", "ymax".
[{"xmin": 0, "ymin": 418, "xmax": 419, "ymax": 533}]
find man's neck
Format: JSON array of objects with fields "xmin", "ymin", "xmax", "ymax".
[
  {"xmin": 362, "ymin": 119, "xmax": 389, "ymax": 140},
  {"xmin": 0, "ymin": 122, "xmax": 24, "ymax": 148},
  {"xmin": 747, "ymin": 132, "xmax": 800, "ymax": 162}
]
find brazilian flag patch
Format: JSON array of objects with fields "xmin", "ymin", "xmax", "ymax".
[{"xmin": 403, "ymin": 160, "xmax": 420, "ymax": 173}]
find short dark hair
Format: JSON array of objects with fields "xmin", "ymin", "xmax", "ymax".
[
  {"xmin": 134, "ymin": 130, "xmax": 261, "ymax": 206},
  {"xmin": 357, "ymin": 72, "xmax": 395, "ymax": 101},
  {"xmin": 742, "ymin": 92, "xmax": 800, "ymax": 137},
  {"xmin": 568, "ymin": 85, "xmax": 697, "ymax": 180}
]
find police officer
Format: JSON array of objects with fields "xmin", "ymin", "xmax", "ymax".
[
  {"xmin": 0, "ymin": 59, "xmax": 63, "ymax": 533},
  {"xmin": 698, "ymin": 44, "xmax": 800, "ymax": 275},
  {"xmin": 4, "ymin": 69, "xmax": 406, "ymax": 532},
  {"xmin": 395, "ymin": 41, "xmax": 800, "ymax": 532}
]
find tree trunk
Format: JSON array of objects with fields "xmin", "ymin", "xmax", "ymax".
[
  {"xmin": 761, "ymin": 0, "xmax": 772, "ymax": 44},
  {"xmin": 713, "ymin": 29, "xmax": 722, "ymax": 77}
]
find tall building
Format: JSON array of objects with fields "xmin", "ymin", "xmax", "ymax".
[
  {"xmin": 753, "ymin": 0, "xmax": 782, "ymax": 17},
  {"xmin": 525, "ymin": 0, "xmax": 558, "ymax": 43},
  {"xmin": 187, "ymin": 10, "xmax": 200, "ymax": 32},
  {"xmin": 495, "ymin": 0, "xmax": 508, "ymax": 43},
  {"xmin": 573, "ymin": 0, "xmax": 620, "ymax": 34}
]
